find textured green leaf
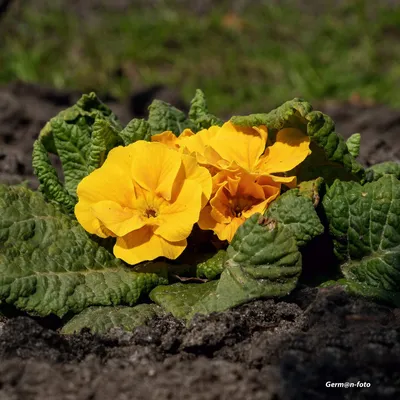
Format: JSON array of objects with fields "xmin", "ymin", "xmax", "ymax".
[
  {"xmin": 61, "ymin": 304, "xmax": 165, "ymax": 334},
  {"xmin": 148, "ymin": 99, "xmax": 197, "ymax": 136},
  {"xmin": 364, "ymin": 161, "xmax": 400, "ymax": 183},
  {"xmin": 87, "ymin": 118, "xmax": 122, "ymax": 173},
  {"xmin": 0, "ymin": 185, "xmax": 163, "ymax": 317},
  {"xmin": 322, "ymin": 175, "xmax": 400, "ymax": 305},
  {"xmin": 119, "ymin": 118, "xmax": 151, "ymax": 145},
  {"xmin": 150, "ymin": 213, "xmax": 301, "ymax": 320},
  {"xmin": 189, "ymin": 89, "xmax": 223, "ymax": 130},
  {"xmin": 32, "ymin": 140, "xmax": 75, "ymax": 212},
  {"xmin": 346, "ymin": 133, "xmax": 361, "ymax": 158},
  {"xmin": 230, "ymin": 98, "xmax": 365, "ymax": 184},
  {"xmin": 265, "ymin": 187, "xmax": 325, "ymax": 247},
  {"xmin": 34, "ymin": 92, "xmax": 123, "ymax": 206},
  {"xmin": 196, "ymin": 250, "xmax": 227, "ymax": 280}
]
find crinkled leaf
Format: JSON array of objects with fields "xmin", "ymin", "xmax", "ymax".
[
  {"xmin": 61, "ymin": 304, "xmax": 165, "ymax": 334},
  {"xmin": 189, "ymin": 89, "xmax": 223, "ymax": 130},
  {"xmin": 230, "ymin": 98, "xmax": 365, "ymax": 184},
  {"xmin": 364, "ymin": 161, "xmax": 400, "ymax": 183},
  {"xmin": 32, "ymin": 140, "xmax": 75, "ymax": 212},
  {"xmin": 346, "ymin": 133, "xmax": 361, "ymax": 158},
  {"xmin": 119, "ymin": 118, "xmax": 151, "ymax": 145},
  {"xmin": 150, "ymin": 214, "xmax": 301, "ymax": 320},
  {"xmin": 0, "ymin": 185, "xmax": 163, "ymax": 317},
  {"xmin": 322, "ymin": 175, "xmax": 400, "ymax": 305},
  {"xmin": 34, "ymin": 93, "xmax": 123, "ymax": 205},
  {"xmin": 196, "ymin": 250, "xmax": 227, "ymax": 280},
  {"xmin": 38, "ymin": 92, "xmax": 121, "ymax": 155},
  {"xmin": 265, "ymin": 186, "xmax": 325, "ymax": 248},
  {"xmin": 87, "ymin": 118, "xmax": 122, "ymax": 173},
  {"xmin": 148, "ymin": 99, "xmax": 197, "ymax": 136}
]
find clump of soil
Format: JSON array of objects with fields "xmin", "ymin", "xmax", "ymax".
[
  {"xmin": 0, "ymin": 287, "xmax": 399, "ymax": 399},
  {"xmin": 1, "ymin": 82, "xmax": 400, "ymax": 399}
]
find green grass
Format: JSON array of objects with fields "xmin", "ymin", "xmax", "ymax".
[{"xmin": 1, "ymin": 1, "xmax": 400, "ymax": 117}]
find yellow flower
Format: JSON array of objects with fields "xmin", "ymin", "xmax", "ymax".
[
  {"xmin": 75, "ymin": 141, "xmax": 212, "ymax": 264},
  {"xmin": 152, "ymin": 121, "xmax": 311, "ymax": 242},
  {"xmin": 152, "ymin": 122, "xmax": 311, "ymax": 186},
  {"xmin": 198, "ymin": 170, "xmax": 280, "ymax": 242}
]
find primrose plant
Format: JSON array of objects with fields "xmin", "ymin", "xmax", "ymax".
[{"xmin": 1, "ymin": 90, "xmax": 400, "ymax": 334}]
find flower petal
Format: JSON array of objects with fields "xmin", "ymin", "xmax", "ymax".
[
  {"xmin": 155, "ymin": 179, "xmax": 203, "ymax": 242},
  {"xmin": 180, "ymin": 153, "xmax": 212, "ymax": 208},
  {"xmin": 209, "ymin": 122, "xmax": 268, "ymax": 171},
  {"xmin": 257, "ymin": 128, "xmax": 311, "ymax": 174},
  {"xmin": 114, "ymin": 226, "xmax": 186, "ymax": 264},
  {"xmin": 180, "ymin": 125, "xmax": 220, "ymax": 155},
  {"xmin": 74, "ymin": 200, "xmax": 115, "ymax": 238},
  {"xmin": 76, "ymin": 146, "xmax": 136, "ymax": 207},
  {"xmin": 151, "ymin": 131, "xmax": 180, "ymax": 149},
  {"xmin": 130, "ymin": 141, "xmax": 182, "ymax": 201},
  {"xmin": 90, "ymin": 200, "xmax": 146, "ymax": 237}
]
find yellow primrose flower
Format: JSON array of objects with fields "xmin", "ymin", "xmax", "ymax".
[
  {"xmin": 152, "ymin": 122, "xmax": 311, "ymax": 242},
  {"xmin": 198, "ymin": 170, "xmax": 281, "ymax": 242},
  {"xmin": 75, "ymin": 141, "xmax": 212, "ymax": 265},
  {"xmin": 152, "ymin": 122, "xmax": 311, "ymax": 187}
]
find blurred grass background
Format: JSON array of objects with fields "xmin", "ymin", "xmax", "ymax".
[{"xmin": 1, "ymin": 0, "xmax": 400, "ymax": 116}]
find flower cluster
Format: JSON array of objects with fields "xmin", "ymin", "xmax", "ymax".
[{"xmin": 75, "ymin": 122, "xmax": 311, "ymax": 264}]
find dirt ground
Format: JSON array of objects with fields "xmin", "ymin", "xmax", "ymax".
[{"xmin": 1, "ymin": 81, "xmax": 400, "ymax": 399}]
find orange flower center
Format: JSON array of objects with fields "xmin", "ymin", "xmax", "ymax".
[
  {"xmin": 144, "ymin": 207, "xmax": 158, "ymax": 218},
  {"xmin": 228, "ymin": 196, "xmax": 255, "ymax": 217}
]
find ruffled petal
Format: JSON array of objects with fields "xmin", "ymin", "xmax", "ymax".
[
  {"xmin": 180, "ymin": 153, "xmax": 212, "ymax": 208},
  {"xmin": 114, "ymin": 226, "xmax": 186, "ymax": 264},
  {"xmin": 151, "ymin": 131, "xmax": 180, "ymax": 149},
  {"xmin": 130, "ymin": 141, "xmax": 182, "ymax": 201},
  {"xmin": 155, "ymin": 179, "xmax": 202, "ymax": 242},
  {"xmin": 257, "ymin": 128, "xmax": 311, "ymax": 174},
  {"xmin": 74, "ymin": 199, "xmax": 115, "ymax": 238},
  {"xmin": 208, "ymin": 122, "xmax": 268, "ymax": 171},
  {"xmin": 90, "ymin": 200, "xmax": 146, "ymax": 237}
]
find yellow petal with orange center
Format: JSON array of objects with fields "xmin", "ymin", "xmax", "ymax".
[
  {"xmin": 199, "ymin": 206, "xmax": 245, "ymax": 242},
  {"xmin": 130, "ymin": 141, "xmax": 182, "ymax": 201},
  {"xmin": 90, "ymin": 200, "xmax": 145, "ymax": 237},
  {"xmin": 257, "ymin": 128, "xmax": 311, "ymax": 174},
  {"xmin": 155, "ymin": 179, "xmax": 202, "ymax": 242},
  {"xmin": 208, "ymin": 122, "xmax": 268, "ymax": 171},
  {"xmin": 114, "ymin": 226, "xmax": 186, "ymax": 264}
]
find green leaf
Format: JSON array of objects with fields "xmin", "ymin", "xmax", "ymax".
[
  {"xmin": 0, "ymin": 185, "xmax": 163, "ymax": 317},
  {"xmin": 265, "ymin": 186, "xmax": 325, "ymax": 247},
  {"xmin": 61, "ymin": 304, "xmax": 165, "ymax": 334},
  {"xmin": 32, "ymin": 140, "xmax": 76, "ymax": 212},
  {"xmin": 87, "ymin": 118, "xmax": 122, "ymax": 173},
  {"xmin": 150, "ymin": 213, "xmax": 301, "ymax": 320},
  {"xmin": 364, "ymin": 161, "xmax": 400, "ymax": 183},
  {"xmin": 189, "ymin": 89, "xmax": 223, "ymax": 130},
  {"xmin": 346, "ymin": 133, "xmax": 361, "ymax": 158},
  {"xmin": 230, "ymin": 98, "xmax": 365, "ymax": 184},
  {"xmin": 34, "ymin": 93, "xmax": 123, "ymax": 206},
  {"xmin": 50, "ymin": 117, "xmax": 92, "ymax": 198},
  {"xmin": 119, "ymin": 119, "xmax": 152, "ymax": 145},
  {"xmin": 196, "ymin": 250, "xmax": 227, "ymax": 280},
  {"xmin": 322, "ymin": 175, "xmax": 400, "ymax": 305},
  {"xmin": 148, "ymin": 99, "xmax": 197, "ymax": 136}
]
